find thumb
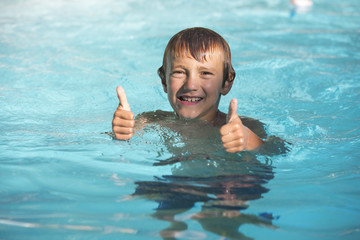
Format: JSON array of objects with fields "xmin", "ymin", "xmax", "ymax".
[
  {"xmin": 227, "ymin": 98, "xmax": 239, "ymax": 123},
  {"xmin": 116, "ymin": 86, "xmax": 131, "ymax": 111}
]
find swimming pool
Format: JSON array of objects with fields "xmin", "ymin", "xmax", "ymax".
[{"xmin": 0, "ymin": 0, "xmax": 359, "ymax": 239}]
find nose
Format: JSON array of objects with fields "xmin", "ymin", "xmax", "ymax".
[{"xmin": 184, "ymin": 73, "xmax": 199, "ymax": 91}]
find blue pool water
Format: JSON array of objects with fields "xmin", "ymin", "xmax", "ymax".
[{"xmin": 1, "ymin": 0, "xmax": 359, "ymax": 239}]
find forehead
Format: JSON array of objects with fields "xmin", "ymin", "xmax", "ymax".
[{"xmin": 168, "ymin": 46, "xmax": 225, "ymax": 66}]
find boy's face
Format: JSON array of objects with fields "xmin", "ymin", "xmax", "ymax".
[{"xmin": 162, "ymin": 48, "xmax": 232, "ymax": 123}]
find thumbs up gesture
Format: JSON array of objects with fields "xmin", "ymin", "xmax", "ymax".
[
  {"xmin": 112, "ymin": 86, "xmax": 135, "ymax": 140},
  {"xmin": 220, "ymin": 99, "xmax": 263, "ymax": 153}
]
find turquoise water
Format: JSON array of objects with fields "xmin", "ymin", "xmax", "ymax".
[{"xmin": 1, "ymin": 0, "xmax": 359, "ymax": 239}]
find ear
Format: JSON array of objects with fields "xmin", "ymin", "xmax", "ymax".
[
  {"xmin": 221, "ymin": 78, "xmax": 234, "ymax": 95},
  {"xmin": 158, "ymin": 66, "xmax": 168, "ymax": 93},
  {"xmin": 162, "ymin": 79, "xmax": 167, "ymax": 93}
]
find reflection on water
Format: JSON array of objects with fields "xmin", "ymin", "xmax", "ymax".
[
  {"xmin": 134, "ymin": 155, "xmax": 277, "ymax": 240},
  {"xmin": 132, "ymin": 112, "xmax": 285, "ymax": 239}
]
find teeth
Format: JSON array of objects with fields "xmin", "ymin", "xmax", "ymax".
[{"xmin": 181, "ymin": 97, "xmax": 201, "ymax": 102}]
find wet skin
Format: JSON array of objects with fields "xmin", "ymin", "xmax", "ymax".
[{"xmin": 162, "ymin": 50, "xmax": 232, "ymax": 123}]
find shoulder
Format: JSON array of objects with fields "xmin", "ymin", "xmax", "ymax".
[
  {"xmin": 136, "ymin": 110, "xmax": 176, "ymax": 123},
  {"xmin": 240, "ymin": 116, "xmax": 268, "ymax": 139}
]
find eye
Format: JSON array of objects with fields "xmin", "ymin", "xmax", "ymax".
[
  {"xmin": 201, "ymin": 71, "xmax": 213, "ymax": 75},
  {"xmin": 200, "ymin": 71, "xmax": 214, "ymax": 78},
  {"xmin": 171, "ymin": 70, "xmax": 186, "ymax": 77}
]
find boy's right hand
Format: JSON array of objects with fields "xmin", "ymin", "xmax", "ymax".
[{"xmin": 112, "ymin": 86, "xmax": 135, "ymax": 140}]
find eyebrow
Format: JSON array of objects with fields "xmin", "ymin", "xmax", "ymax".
[
  {"xmin": 198, "ymin": 65, "xmax": 216, "ymax": 71},
  {"xmin": 171, "ymin": 64, "xmax": 216, "ymax": 73},
  {"xmin": 171, "ymin": 64, "xmax": 187, "ymax": 69}
]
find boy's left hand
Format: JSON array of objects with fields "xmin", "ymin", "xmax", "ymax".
[{"xmin": 220, "ymin": 99, "xmax": 263, "ymax": 153}]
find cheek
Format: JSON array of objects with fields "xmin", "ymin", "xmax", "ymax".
[
  {"xmin": 168, "ymin": 78, "xmax": 181, "ymax": 93},
  {"xmin": 203, "ymin": 79, "xmax": 223, "ymax": 96}
]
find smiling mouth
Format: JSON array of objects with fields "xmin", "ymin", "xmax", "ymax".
[{"xmin": 178, "ymin": 96, "xmax": 203, "ymax": 103}]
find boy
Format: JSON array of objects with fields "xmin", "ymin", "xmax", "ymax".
[{"xmin": 112, "ymin": 27, "xmax": 264, "ymax": 153}]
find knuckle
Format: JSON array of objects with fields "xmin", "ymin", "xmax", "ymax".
[
  {"xmin": 114, "ymin": 132, "xmax": 133, "ymax": 141},
  {"xmin": 129, "ymin": 120, "xmax": 135, "ymax": 128},
  {"xmin": 233, "ymin": 123, "xmax": 241, "ymax": 130},
  {"xmin": 219, "ymin": 127, "xmax": 226, "ymax": 135},
  {"xmin": 114, "ymin": 133, "xmax": 121, "ymax": 140}
]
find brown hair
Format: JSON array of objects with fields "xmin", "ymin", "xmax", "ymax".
[{"xmin": 158, "ymin": 27, "xmax": 236, "ymax": 86}]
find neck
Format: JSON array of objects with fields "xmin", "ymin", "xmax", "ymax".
[{"xmin": 209, "ymin": 110, "xmax": 226, "ymax": 127}]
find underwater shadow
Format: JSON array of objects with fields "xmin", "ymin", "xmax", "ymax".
[{"xmin": 133, "ymin": 153, "xmax": 278, "ymax": 240}]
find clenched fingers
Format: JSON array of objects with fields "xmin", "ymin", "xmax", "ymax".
[
  {"xmin": 112, "ymin": 126, "xmax": 134, "ymax": 140},
  {"xmin": 112, "ymin": 125, "xmax": 134, "ymax": 140},
  {"xmin": 112, "ymin": 117, "xmax": 135, "ymax": 128},
  {"xmin": 220, "ymin": 121, "xmax": 247, "ymax": 153},
  {"xmin": 114, "ymin": 108, "xmax": 134, "ymax": 120},
  {"xmin": 112, "ymin": 109, "xmax": 135, "ymax": 140}
]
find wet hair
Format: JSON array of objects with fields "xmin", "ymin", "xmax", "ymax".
[{"xmin": 158, "ymin": 27, "xmax": 236, "ymax": 86}]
